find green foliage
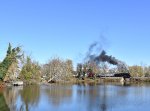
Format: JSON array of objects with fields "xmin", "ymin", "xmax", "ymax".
[
  {"xmin": 129, "ymin": 65, "xmax": 144, "ymax": 77},
  {"xmin": 6, "ymin": 43, "xmax": 12, "ymax": 56},
  {"xmin": 19, "ymin": 56, "xmax": 41, "ymax": 81},
  {"xmin": 0, "ymin": 43, "xmax": 22, "ymax": 80},
  {"xmin": 65, "ymin": 59, "xmax": 73, "ymax": 78},
  {"xmin": 144, "ymin": 66, "xmax": 150, "ymax": 77},
  {"xmin": 0, "ymin": 93, "xmax": 10, "ymax": 111}
]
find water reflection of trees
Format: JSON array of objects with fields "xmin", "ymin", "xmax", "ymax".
[
  {"xmin": 76, "ymin": 83, "xmax": 129, "ymax": 111},
  {"xmin": 3, "ymin": 87, "xmax": 21, "ymax": 111},
  {"xmin": 99, "ymin": 84, "xmax": 128, "ymax": 111},
  {"xmin": 76, "ymin": 84, "xmax": 101, "ymax": 111},
  {"xmin": 44, "ymin": 84, "xmax": 72, "ymax": 106},
  {"xmin": 20, "ymin": 85, "xmax": 40, "ymax": 111},
  {"xmin": 0, "ymin": 90, "xmax": 10, "ymax": 111}
]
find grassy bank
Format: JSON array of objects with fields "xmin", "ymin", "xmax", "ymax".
[
  {"xmin": 130, "ymin": 77, "xmax": 150, "ymax": 82},
  {"xmin": 3, "ymin": 77, "xmax": 150, "ymax": 87},
  {"xmin": 47, "ymin": 77, "xmax": 124, "ymax": 84},
  {"xmin": 53, "ymin": 77, "xmax": 150, "ymax": 84}
]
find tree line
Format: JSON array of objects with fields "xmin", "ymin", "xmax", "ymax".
[
  {"xmin": 0, "ymin": 43, "xmax": 74, "ymax": 82},
  {"xmin": 76, "ymin": 62, "xmax": 150, "ymax": 78},
  {"xmin": 0, "ymin": 43, "xmax": 150, "ymax": 82}
]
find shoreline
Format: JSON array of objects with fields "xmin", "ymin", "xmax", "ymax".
[
  {"xmin": 42, "ymin": 77, "xmax": 150, "ymax": 85},
  {"xmin": 1, "ymin": 77, "xmax": 150, "ymax": 87}
]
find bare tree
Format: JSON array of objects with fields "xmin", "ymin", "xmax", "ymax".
[
  {"xmin": 65, "ymin": 59, "xmax": 73, "ymax": 78},
  {"xmin": 42, "ymin": 57, "xmax": 74, "ymax": 82}
]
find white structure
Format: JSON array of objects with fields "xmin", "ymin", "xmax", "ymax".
[{"xmin": 13, "ymin": 81, "xmax": 23, "ymax": 86}]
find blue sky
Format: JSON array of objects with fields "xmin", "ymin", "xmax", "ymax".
[{"xmin": 0, "ymin": 0, "xmax": 150, "ymax": 67}]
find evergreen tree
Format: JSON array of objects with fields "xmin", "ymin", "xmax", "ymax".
[
  {"xmin": 7, "ymin": 43, "xmax": 12, "ymax": 56},
  {"xmin": 0, "ymin": 43, "xmax": 22, "ymax": 81},
  {"xmin": 19, "ymin": 56, "xmax": 41, "ymax": 81}
]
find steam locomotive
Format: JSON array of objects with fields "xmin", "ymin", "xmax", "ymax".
[{"xmin": 97, "ymin": 73, "xmax": 131, "ymax": 78}]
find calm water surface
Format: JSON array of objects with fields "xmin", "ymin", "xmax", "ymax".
[{"xmin": 0, "ymin": 83, "xmax": 150, "ymax": 111}]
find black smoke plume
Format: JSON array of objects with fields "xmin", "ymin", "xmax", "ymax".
[
  {"xmin": 85, "ymin": 42, "xmax": 129, "ymax": 72},
  {"xmin": 94, "ymin": 50, "xmax": 118, "ymax": 65}
]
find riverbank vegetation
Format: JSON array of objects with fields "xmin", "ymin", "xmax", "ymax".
[
  {"xmin": 42, "ymin": 58, "xmax": 73, "ymax": 82},
  {"xmin": 19, "ymin": 56, "xmax": 41, "ymax": 84},
  {"xmin": 0, "ymin": 43, "xmax": 150, "ymax": 84},
  {"xmin": 0, "ymin": 43, "xmax": 23, "ymax": 81}
]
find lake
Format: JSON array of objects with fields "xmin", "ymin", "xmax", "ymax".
[{"xmin": 0, "ymin": 83, "xmax": 150, "ymax": 111}]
